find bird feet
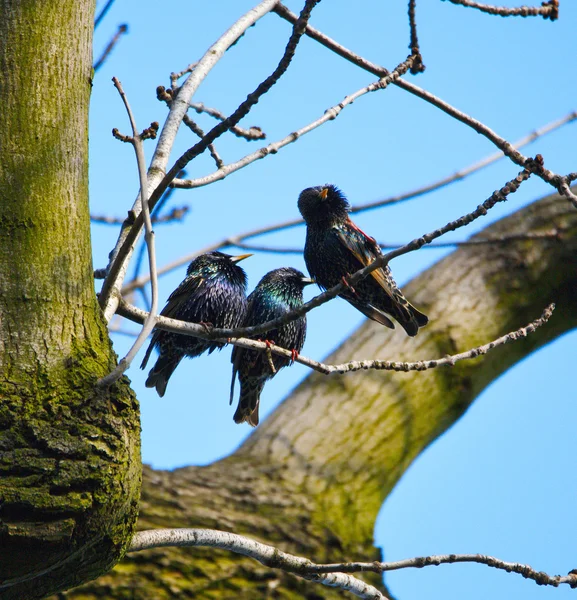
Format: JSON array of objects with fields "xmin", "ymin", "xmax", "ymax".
[
  {"xmin": 289, "ymin": 348, "xmax": 299, "ymax": 365},
  {"xmin": 258, "ymin": 339, "xmax": 277, "ymax": 374},
  {"xmin": 198, "ymin": 321, "xmax": 214, "ymax": 334},
  {"xmin": 341, "ymin": 275, "xmax": 357, "ymax": 295}
]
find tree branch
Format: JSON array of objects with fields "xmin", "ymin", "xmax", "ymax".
[
  {"xmin": 444, "ymin": 0, "xmax": 559, "ymax": 20},
  {"xmin": 130, "ymin": 529, "xmax": 387, "ymax": 600},
  {"xmin": 130, "ymin": 528, "xmax": 577, "ymax": 593},
  {"xmin": 98, "ymin": 0, "xmax": 280, "ymax": 320},
  {"xmin": 98, "ymin": 78, "xmax": 159, "ymax": 386},
  {"xmin": 117, "ymin": 299, "xmax": 554, "ymax": 376}
]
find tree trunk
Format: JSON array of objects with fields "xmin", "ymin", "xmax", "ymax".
[
  {"xmin": 61, "ymin": 191, "xmax": 576, "ymax": 599},
  {"xmin": 0, "ymin": 2, "xmax": 141, "ymax": 598}
]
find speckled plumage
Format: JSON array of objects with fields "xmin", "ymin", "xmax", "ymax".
[
  {"xmin": 298, "ymin": 184, "xmax": 428, "ymax": 336},
  {"xmin": 141, "ymin": 251, "xmax": 250, "ymax": 397},
  {"xmin": 231, "ymin": 267, "xmax": 313, "ymax": 427}
]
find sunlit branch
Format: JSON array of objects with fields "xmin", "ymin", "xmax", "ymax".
[
  {"xmin": 130, "ymin": 518, "xmax": 575, "ymax": 596},
  {"xmin": 117, "ymin": 112, "xmax": 573, "ymax": 293},
  {"xmin": 172, "ymin": 56, "xmax": 416, "ymax": 191},
  {"xmin": 98, "ymin": 0, "xmax": 280, "ymax": 320},
  {"xmin": 98, "ymin": 78, "xmax": 159, "ymax": 387},
  {"xmin": 273, "ymin": 2, "xmax": 574, "ymax": 203},
  {"xmin": 130, "ymin": 529, "xmax": 386, "ymax": 600},
  {"xmin": 118, "ymin": 299, "xmax": 553, "ymax": 376},
  {"xmin": 146, "ymin": 0, "xmax": 323, "ymax": 210}
]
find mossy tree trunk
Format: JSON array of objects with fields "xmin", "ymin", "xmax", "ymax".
[
  {"xmin": 0, "ymin": 2, "xmax": 141, "ymax": 598},
  {"xmin": 61, "ymin": 192, "xmax": 576, "ymax": 599}
]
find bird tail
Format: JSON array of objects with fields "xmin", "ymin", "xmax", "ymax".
[
  {"xmin": 144, "ymin": 354, "xmax": 182, "ymax": 398},
  {"xmin": 233, "ymin": 377, "xmax": 265, "ymax": 427},
  {"xmin": 396, "ymin": 302, "xmax": 428, "ymax": 337}
]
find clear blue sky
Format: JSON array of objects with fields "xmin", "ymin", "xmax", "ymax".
[{"xmin": 91, "ymin": 1, "xmax": 576, "ymax": 598}]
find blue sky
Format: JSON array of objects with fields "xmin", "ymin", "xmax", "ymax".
[{"xmin": 91, "ymin": 1, "xmax": 576, "ymax": 598}]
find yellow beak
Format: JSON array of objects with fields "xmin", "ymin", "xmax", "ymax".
[{"xmin": 230, "ymin": 253, "xmax": 253, "ymax": 263}]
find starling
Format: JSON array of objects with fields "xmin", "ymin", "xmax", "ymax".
[
  {"xmin": 231, "ymin": 267, "xmax": 313, "ymax": 427},
  {"xmin": 141, "ymin": 251, "xmax": 251, "ymax": 397},
  {"xmin": 298, "ymin": 184, "xmax": 428, "ymax": 336}
]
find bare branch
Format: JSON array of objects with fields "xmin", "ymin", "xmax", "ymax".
[
  {"xmin": 146, "ymin": 0, "xmax": 323, "ymax": 209},
  {"xmin": 222, "ymin": 228, "xmax": 562, "ymax": 255},
  {"xmin": 407, "ymin": 0, "xmax": 425, "ymax": 73},
  {"xmin": 444, "ymin": 0, "xmax": 559, "ymax": 20},
  {"xmin": 172, "ymin": 56, "xmax": 417, "ymax": 191},
  {"xmin": 130, "ymin": 527, "xmax": 577, "ymax": 592},
  {"xmin": 130, "ymin": 529, "xmax": 386, "ymax": 599},
  {"xmin": 98, "ymin": 0, "xmax": 280, "ymax": 320},
  {"xmin": 156, "ymin": 86, "xmax": 224, "ymax": 168},
  {"xmin": 273, "ymin": 3, "xmax": 573, "ymax": 201},
  {"xmin": 183, "ymin": 114, "xmax": 224, "ymax": 168},
  {"xmin": 123, "ymin": 166, "xmax": 532, "ymax": 318},
  {"xmin": 118, "ymin": 299, "xmax": 553, "ymax": 376},
  {"xmin": 119, "ymin": 112, "xmax": 573, "ymax": 293},
  {"xmin": 98, "ymin": 78, "xmax": 159, "ymax": 387},
  {"xmin": 91, "ymin": 206, "xmax": 190, "ymax": 226},
  {"xmin": 189, "ymin": 102, "xmax": 266, "ymax": 140},
  {"xmin": 93, "ymin": 24, "xmax": 128, "ymax": 72},
  {"xmin": 94, "ymin": 0, "xmax": 117, "ymax": 28},
  {"xmin": 311, "ymin": 550, "xmax": 577, "ymax": 589}
]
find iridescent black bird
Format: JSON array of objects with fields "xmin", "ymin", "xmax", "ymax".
[
  {"xmin": 298, "ymin": 184, "xmax": 428, "ymax": 336},
  {"xmin": 231, "ymin": 267, "xmax": 313, "ymax": 427},
  {"xmin": 141, "ymin": 251, "xmax": 251, "ymax": 397}
]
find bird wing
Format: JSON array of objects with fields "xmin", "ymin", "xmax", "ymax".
[
  {"xmin": 161, "ymin": 274, "xmax": 205, "ymax": 319},
  {"xmin": 335, "ymin": 218, "xmax": 397, "ymax": 300}
]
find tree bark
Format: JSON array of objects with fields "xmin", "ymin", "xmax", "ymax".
[
  {"xmin": 0, "ymin": 2, "xmax": 141, "ymax": 598},
  {"xmin": 61, "ymin": 191, "xmax": 576, "ymax": 599}
]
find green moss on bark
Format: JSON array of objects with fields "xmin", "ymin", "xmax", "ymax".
[{"xmin": 0, "ymin": 1, "xmax": 141, "ymax": 597}]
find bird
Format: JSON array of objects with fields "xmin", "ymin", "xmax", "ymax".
[
  {"xmin": 230, "ymin": 267, "xmax": 313, "ymax": 427},
  {"xmin": 140, "ymin": 251, "xmax": 251, "ymax": 397},
  {"xmin": 297, "ymin": 184, "xmax": 428, "ymax": 336}
]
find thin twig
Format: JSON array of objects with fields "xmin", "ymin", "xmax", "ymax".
[
  {"xmin": 145, "ymin": 0, "xmax": 323, "ymax": 212},
  {"xmin": 94, "ymin": 0, "xmax": 117, "ymax": 28},
  {"xmin": 310, "ymin": 549, "xmax": 577, "ymax": 589},
  {"xmin": 273, "ymin": 2, "xmax": 573, "ymax": 201},
  {"xmin": 91, "ymin": 206, "xmax": 190, "ymax": 225},
  {"xmin": 444, "ymin": 0, "xmax": 559, "ymax": 20},
  {"xmin": 122, "ymin": 112, "xmax": 571, "ymax": 292},
  {"xmin": 98, "ymin": 0, "xmax": 280, "ymax": 321},
  {"xmin": 123, "ymin": 167, "xmax": 532, "ymax": 329},
  {"xmin": 94, "ymin": 24, "xmax": 128, "ymax": 72},
  {"xmin": 130, "ymin": 529, "xmax": 386, "ymax": 600},
  {"xmin": 121, "ymin": 167, "xmax": 535, "ymax": 359},
  {"xmin": 189, "ymin": 102, "xmax": 266, "ymax": 140},
  {"xmin": 182, "ymin": 115, "xmax": 224, "ymax": 168},
  {"xmin": 223, "ymin": 228, "xmax": 562, "ymax": 255},
  {"xmin": 407, "ymin": 0, "xmax": 425, "ymax": 73},
  {"xmin": 172, "ymin": 56, "xmax": 417, "ymax": 192},
  {"xmin": 156, "ymin": 86, "xmax": 224, "ymax": 168},
  {"xmin": 98, "ymin": 78, "xmax": 159, "ymax": 387}
]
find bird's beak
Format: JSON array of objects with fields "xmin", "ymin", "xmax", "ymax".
[
  {"xmin": 230, "ymin": 253, "xmax": 253, "ymax": 263},
  {"xmin": 319, "ymin": 188, "xmax": 329, "ymax": 200},
  {"xmin": 301, "ymin": 276, "xmax": 315, "ymax": 286}
]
